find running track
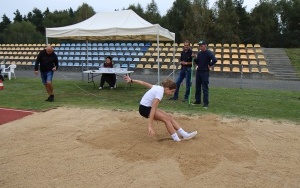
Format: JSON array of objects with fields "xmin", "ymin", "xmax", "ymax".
[{"xmin": 0, "ymin": 108, "xmax": 34, "ymax": 125}]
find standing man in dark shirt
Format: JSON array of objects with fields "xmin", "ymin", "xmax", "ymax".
[
  {"xmin": 193, "ymin": 41, "xmax": 217, "ymax": 108},
  {"xmin": 34, "ymin": 45, "xmax": 58, "ymax": 102},
  {"xmin": 169, "ymin": 40, "xmax": 193, "ymax": 102}
]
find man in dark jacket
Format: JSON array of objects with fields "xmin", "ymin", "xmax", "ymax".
[
  {"xmin": 34, "ymin": 45, "xmax": 58, "ymax": 102},
  {"xmin": 193, "ymin": 41, "xmax": 217, "ymax": 108}
]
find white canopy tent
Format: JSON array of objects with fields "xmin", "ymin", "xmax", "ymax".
[{"xmin": 46, "ymin": 10, "xmax": 175, "ymax": 83}]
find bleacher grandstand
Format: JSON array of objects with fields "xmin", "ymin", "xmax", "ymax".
[{"xmin": 0, "ymin": 42, "xmax": 272, "ymax": 78}]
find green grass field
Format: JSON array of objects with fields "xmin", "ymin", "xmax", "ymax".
[
  {"xmin": 286, "ymin": 48, "xmax": 300, "ymax": 75},
  {"xmin": 1, "ymin": 78, "xmax": 299, "ymax": 123}
]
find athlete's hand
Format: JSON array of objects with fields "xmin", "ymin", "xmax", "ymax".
[
  {"xmin": 123, "ymin": 75, "xmax": 131, "ymax": 83},
  {"xmin": 148, "ymin": 125, "xmax": 155, "ymax": 137},
  {"xmin": 34, "ymin": 71, "xmax": 38, "ymax": 75}
]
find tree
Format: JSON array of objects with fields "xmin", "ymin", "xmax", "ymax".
[
  {"xmin": 0, "ymin": 14, "xmax": 11, "ymax": 32},
  {"xmin": 74, "ymin": 3, "xmax": 95, "ymax": 22},
  {"xmin": 233, "ymin": 0, "xmax": 252, "ymax": 43},
  {"xmin": 277, "ymin": 0, "xmax": 300, "ymax": 47},
  {"xmin": 27, "ymin": 8, "xmax": 45, "ymax": 35},
  {"xmin": 250, "ymin": 1, "xmax": 280, "ymax": 47},
  {"xmin": 212, "ymin": 0, "xmax": 241, "ymax": 44},
  {"xmin": 127, "ymin": 3, "xmax": 145, "ymax": 19},
  {"xmin": 144, "ymin": 0, "xmax": 161, "ymax": 24},
  {"xmin": 162, "ymin": 0, "xmax": 191, "ymax": 43},
  {"xmin": 3, "ymin": 21, "xmax": 44, "ymax": 43},
  {"xmin": 13, "ymin": 9, "xmax": 23, "ymax": 22},
  {"xmin": 181, "ymin": 0, "xmax": 214, "ymax": 43}
]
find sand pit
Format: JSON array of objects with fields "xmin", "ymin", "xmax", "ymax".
[{"xmin": 0, "ymin": 107, "xmax": 299, "ymax": 187}]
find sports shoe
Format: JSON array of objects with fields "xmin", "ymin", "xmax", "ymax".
[
  {"xmin": 192, "ymin": 101, "xmax": 201, "ymax": 105},
  {"xmin": 99, "ymin": 87, "xmax": 103, "ymax": 90},
  {"xmin": 203, "ymin": 105, "xmax": 208, "ymax": 109},
  {"xmin": 110, "ymin": 87, "xmax": 114, "ymax": 89},
  {"xmin": 169, "ymin": 97, "xmax": 178, "ymax": 100},
  {"xmin": 45, "ymin": 96, "xmax": 51, "ymax": 101},
  {"xmin": 183, "ymin": 131, "xmax": 197, "ymax": 140},
  {"xmin": 48, "ymin": 95, "xmax": 54, "ymax": 102},
  {"xmin": 182, "ymin": 98, "xmax": 188, "ymax": 102}
]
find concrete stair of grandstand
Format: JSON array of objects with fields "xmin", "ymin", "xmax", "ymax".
[{"xmin": 263, "ymin": 48, "xmax": 300, "ymax": 81}]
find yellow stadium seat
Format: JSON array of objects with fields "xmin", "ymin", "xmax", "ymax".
[
  {"xmin": 246, "ymin": 44, "xmax": 253, "ymax": 48},
  {"xmin": 169, "ymin": 64, "xmax": 177, "ymax": 70},
  {"xmin": 223, "ymin": 48, "xmax": 230, "ymax": 53},
  {"xmin": 241, "ymin": 61, "xmax": 249, "ymax": 66},
  {"xmin": 240, "ymin": 54, "xmax": 247, "ymax": 60},
  {"xmin": 215, "ymin": 49, "xmax": 222, "ymax": 53},
  {"xmin": 232, "ymin": 60, "xmax": 240, "ymax": 65},
  {"xmin": 179, "ymin": 43, "xmax": 184, "ymax": 47},
  {"xmin": 173, "ymin": 58, "xmax": 179, "ymax": 63},
  {"xmin": 223, "ymin": 67, "xmax": 231, "ymax": 72},
  {"xmin": 254, "ymin": 44, "xmax": 261, "ymax": 48},
  {"xmin": 247, "ymin": 49, "xmax": 255, "ymax": 54},
  {"xmin": 232, "ymin": 54, "xmax": 239, "ymax": 60},
  {"xmin": 136, "ymin": 64, "xmax": 144, "ymax": 68},
  {"xmin": 148, "ymin": 57, "xmax": 155, "ymax": 63},
  {"xmin": 144, "ymin": 64, "xmax": 152, "ymax": 69},
  {"xmin": 223, "ymin": 43, "xmax": 230, "ymax": 48},
  {"xmin": 213, "ymin": 66, "xmax": 221, "ymax": 72},
  {"xmin": 242, "ymin": 67, "xmax": 250, "ymax": 73},
  {"xmin": 251, "ymin": 67, "xmax": 259, "ymax": 73},
  {"xmin": 162, "ymin": 47, "xmax": 169, "ymax": 52},
  {"xmin": 167, "ymin": 53, "xmax": 173, "ymax": 58},
  {"xmin": 239, "ymin": 44, "xmax": 245, "ymax": 48},
  {"xmin": 259, "ymin": 60, "xmax": 267, "ymax": 66},
  {"xmin": 255, "ymin": 49, "xmax": 263, "ymax": 54},
  {"xmin": 175, "ymin": 53, "xmax": 181, "ymax": 58},
  {"xmin": 223, "ymin": 60, "xmax": 230, "ymax": 65},
  {"xmin": 148, "ymin": 47, "xmax": 155, "ymax": 52},
  {"xmin": 223, "ymin": 54, "xmax": 230, "ymax": 60},
  {"xmin": 248, "ymin": 55, "xmax": 256, "ymax": 60},
  {"xmin": 258, "ymin": 55, "xmax": 265, "ymax": 60},
  {"xmin": 261, "ymin": 67, "xmax": 269, "ymax": 73},
  {"xmin": 165, "ymin": 43, "xmax": 171, "ymax": 47},
  {"xmin": 208, "ymin": 43, "xmax": 214, "ymax": 47},
  {"xmin": 192, "ymin": 47, "xmax": 198, "ymax": 52},
  {"xmin": 239, "ymin": 49, "xmax": 247, "ymax": 54},
  {"xmin": 144, "ymin": 52, "xmax": 151, "ymax": 57},
  {"xmin": 159, "ymin": 53, "xmax": 166, "ymax": 57},
  {"xmin": 159, "ymin": 43, "xmax": 164, "ymax": 47},
  {"xmin": 161, "ymin": 64, "xmax": 168, "ymax": 69},
  {"xmin": 151, "ymin": 43, "xmax": 157, "ymax": 47},
  {"xmin": 141, "ymin": 58, "xmax": 147, "ymax": 63},
  {"xmin": 250, "ymin": 61, "xmax": 258, "ymax": 65},
  {"xmin": 215, "ymin": 43, "xmax": 222, "ymax": 47},
  {"xmin": 232, "ymin": 67, "xmax": 240, "ymax": 72},
  {"xmin": 164, "ymin": 58, "xmax": 171, "ymax": 64},
  {"xmin": 215, "ymin": 54, "xmax": 222, "ymax": 59},
  {"xmin": 231, "ymin": 44, "xmax": 238, "ymax": 48}
]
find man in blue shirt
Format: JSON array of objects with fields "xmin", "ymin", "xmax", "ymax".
[
  {"xmin": 169, "ymin": 40, "xmax": 193, "ymax": 102},
  {"xmin": 193, "ymin": 41, "xmax": 217, "ymax": 108}
]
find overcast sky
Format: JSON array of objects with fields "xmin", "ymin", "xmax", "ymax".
[{"xmin": 0, "ymin": 0, "xmax": 260, "ymax": 20}]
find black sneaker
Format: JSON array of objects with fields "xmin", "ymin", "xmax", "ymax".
[
  {"xmin": 203, "ymin": 104, "xmax": 208, "ymax": 109},
  {"xmin": 48, "ymin": 95, "xmax": 54, "ymax": 102},
  {"xmin": 169, "ymin": 97, "xmax": 178, "ymax": 100},
  {"xmin": 45, "ymin": 96, "xmax": 51, "ymax": 101},
  {"xmin": 192, "ymin": 101, "xmax": 201, "ymax": 105}
]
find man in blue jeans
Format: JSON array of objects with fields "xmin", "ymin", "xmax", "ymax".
[
  {"xmin": 34, "ymin": 45, "xmax": 58, "ymax": 102},
  {"xmin": 169, "ymin": 40, "xmax": 194, "ymax": 102},
  {"xmin": 193, "ymin": 41, "xmax": 217, "ymax": 108}
]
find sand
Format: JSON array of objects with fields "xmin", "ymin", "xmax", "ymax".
[{"xmin": 0, "ymin": 107, "xmax": 299, "ymax": 188}]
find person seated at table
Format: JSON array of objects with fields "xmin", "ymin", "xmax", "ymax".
[{"xmin": 99, "ymin": 56, "xmax": 116, "ymax": 90}]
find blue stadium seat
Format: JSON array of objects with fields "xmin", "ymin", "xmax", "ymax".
[
  {"xmin": 92, "ymin": 47, "xmax": 97, "ymax": 51},
  {"xmin": 59, "ymin": 47, "xmax": 65, "ymax": 51},
  {"xmin": 99, "ymin": 52, "xmax": 104, "ymax": 56},
  {"xmin": 92, "ymin": 52, "xmax": 98, "ymax": 56},
  {"xmin": 104, "ymin": 52, "xmax": 110, "ymax": 56},
  {"xmin": 75, "ymin": 47, "xmax": 80, "ymax": 51},
  {"xmin": 61, "ymin": 43, "xmax": 66, "ymax": 47},
  {"xmin": 61, "ymin": 62, "xmax": 67, "ymax": 66},
  {"xmin": 145, "ymin": 42, "xmax": 151, "ymax": 47},
  {"xmin": 132, "ymin": 43, "xmax": 138, "ymax": 47},
  {"xmin": 62, "ymin": 57, "xmax": 68, "ymax": 60},
  {"xmin": 92, "ymin": 43, "xmax": 97, "ymax": 47},
  {"xmin": 99, "ymin": 57, "xmax": 105, "ymax": 61},
  {"xmin": 65, "ymin": 43, "xmax": 71, "ymax": 47},
  {"xmin": 111, "ymin": 52, "xmax": 117, "ymax": 56},
  {"xmin": 71, "ymin": 43, "xmax": 75, "ymax": 47},
  {"xmin": 116, "ymin": 47, "xmax": 122, "ymax": 51},
  {"xmin": 128, "ymin": 47, "xmax": 134, "ymax": 51},
  {"xmin": 67, "ymin": 62, "xmax": 73, "ymax": 66},
  {"xmin": 80, "ymin": 52, "xmax": 86, "ymax": 56},
  {"xmin": 75, "ymin": 52, "xmax": 80, "ymax": 56},
  {"xmin": 121, "ymin": 64, "xmax": 128, "ymax": 68},
  {"xmin": 137, "ymin": 52, "xmax": 144, "ymax": 56},
  {"xmin": 114, "ymin": 43, "xmax": 120, "ymax": 47},
  {"xmin": 120, "ymin": 43, "xmax": 126, "ymax": 47},
  {"xmin": 98, "ymin": 47, "xmax": 104, "ymax": 51},
  {"xmin": 81, "ymin": 43, "xmax": 87, "ymax": 47},
  {"xmin": 76, "ymin": 43, "xmax": 81, "ymax": 47},
  {"xmin": 112, "ymin": 57, "xmax": 119, "ymax": 62},
  {"xmin": 74, "ymin": 56, "xmax": 80, "ymax": 61},
  {"xmin": 124, "ymin": 52, "xmax": 130, "ymax": 56},
  {"xmin": 138, "ymin": 43, "xmax": 145, "ymax": 47},
  {"xmin": 135, "ymin": 47, "xmax": 141, "ymax": 51},
  {"xmin": 117, "ymin": 52, "xmax": 123, "ymax": 56},
  {"xmin": 103, "ymin": 43, "xmax": 109, "ymax": 47},
  {"xmin": 73, "ymin": 62, "xmax": 80, "ymax": 66},
  {"xmin": 131, "ymin": 52, "xmax": 137, "ymax": 56},
  {"xmin": 97, "ymin": 43, "xmax": 102, "ymax": 46},
  {"xmin": 80, "ymin": 47, "xmax": 86, "ymax": 51},
  {"xmin": 133, "ymin": 57, "xmax": 140, "ymax": 62},
  {"xmin": 119, "ymin": 57, "xmax": 125, "ymax": 62},
  {"xmin": 92, "ymin": 57, "xmax": 98, "ymax": 61},
  {"xmin": 64, "ymin": 51, "xmax": 69, "ymax": 56},
  {"xmin": 122, "ymin": 47, "xmax": 128, "ymax": 51},
  {"xmin": 141, "ymin": 47, "xmax": 148, "ymax": 52},
  {"xmin": 69, "ymin": 51, "xmax": 75, "ymax": 56},
  {"xmin": 109, "ymin": 43, "xmax": 114, "ymax": 47},
  {"xmin": 68, "ymin": 56, "xmax": 74, "ymax": 61},
  {"xmin": 104, "ymin": 47, "xmax": 109, "ymax": 51},
  {"xmin": 109, "ymin": 47, "xmax": 115, "ymax": 51},
  {"xmin": 94, "ymin": 63, "xmax": 100, "ymax": 67},
  {"xmin": 126, "ymin": 43, "xmax": 132, "ymax": 47}
]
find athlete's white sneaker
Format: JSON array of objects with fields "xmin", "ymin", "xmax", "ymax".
[{"xmin": 183, "ymin": 131, "xmax": 197, "ymax": 140}]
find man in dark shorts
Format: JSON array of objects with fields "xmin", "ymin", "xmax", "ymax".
[{"xmin": 34, "ymin": 45, "xmax": 58, "ymax": 102}]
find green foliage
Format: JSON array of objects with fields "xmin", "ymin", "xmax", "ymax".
[
  {"xmin": 0, "ymin": 78, "xmax": 299, "ymax": 123},
  {"xmin": 2, "ymin": 21, "xmax": 44, "ymax": 43},
  {"xmin": 0, "ymin": 0, "xmax": 299, "ymax": 46},
  {"xmin": 285, "ymin": 48, "xmax": 300, "ymax": 75}
]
